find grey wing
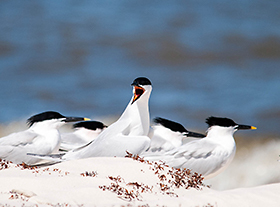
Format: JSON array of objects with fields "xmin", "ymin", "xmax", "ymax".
[
  {"xmin": 60, "ymin": 133, "xmax": 87, "ymax": 151},
  {"xmin": 146, "ymin": 125, "xmax": 182, "ymax": 153},
  {"xmin": 64, "ymin": 118, "xmax": 144, "ymax": 160},
  {"xmin": 147, "ymin": 133, "xmax": 168, "ymax": 153},
  {"xmin": 0, "ymin": 130, "xmax": 38, "ymax": 160},
  {"xmin": 0, "ymin": 130, "xmax": 37, "ymax": 146},
  {"xmin": 165, "ymin": 141, "xmax": 230, "ymax": 176}
]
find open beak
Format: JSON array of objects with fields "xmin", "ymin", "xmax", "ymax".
[
  {"xmin": 132, "ymin": 86, "xmax": 145, "ymax": 104},
  {"xmin": 186, "ymin": 131, "xmax": 205, "ymax": 138},
  {"xmin": 64, "ymin": 117, "xmax": 91, "ymax": 123},
  {"xmin": 237, "ymin": 125, "xmax": 257, "ymax": 130}
]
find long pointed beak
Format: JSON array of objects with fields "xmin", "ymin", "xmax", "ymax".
[
  {"xmin": 186, "ymin": 131, "xmax": 205, "ymax": 138},
  {"xmin": 132, "ymin": 86, "xmax": 145, "ymax": 104},
  {"xmin": 64, "ymin": 117, "xmax": 91, "ymax": 123},
  {"xmin": 237, "ymin": 125, "xmax": 257, "ymax": 130}
]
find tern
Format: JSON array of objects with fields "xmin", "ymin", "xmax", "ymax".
[
  {"xmin": 29, "ymin": 77, "xmax": 153, "ymax": 161},
  {"xmin": 0, "ymin": 111, "xmax": 89, "ymax": 165},
  {"xmin": 143, "ymin": 116, "xmax": 256, "ymax": 179},
  {"xmin": 146, "ymin": 117, "xmax": 205, "ymax": 153},
  {"xmin": 59, "ymin": 121, "xmax": 107, "ymax": 151}
]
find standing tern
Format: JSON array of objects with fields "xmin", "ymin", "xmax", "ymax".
[
  {"xmin": 0, "ymin": 111, "xmax": 89, "ymax": 165},
  {"xmin": 146, "ymin": 117, "xmax": 205, "ymax": 153},
  {"xmin": 143, "ymin": 116, "xmax": 256, "ymax": 179},
  {"xmin": 30, "ymin": 77, "xmax": 153, "ymax": 161},
  {"xmin": 59, "ymin": 121, "xmax": 107, "ymax": 151}
]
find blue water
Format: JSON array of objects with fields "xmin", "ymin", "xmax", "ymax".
[{"xmin": 0, "ymin": 0, "xmax": 280, "ymax": 136}]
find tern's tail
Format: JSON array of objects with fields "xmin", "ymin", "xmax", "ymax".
[{"xmin": 27, "ymin": 152, "xmax": 66, "ymax": 164}]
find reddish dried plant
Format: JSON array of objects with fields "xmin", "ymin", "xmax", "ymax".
[
  {"xmin": 99, "ymin": 175, "xmax": 153, "ymax": 201},
  {"xmin": 0, "ymin": 159, "xmax": 12, "ymax": 170},
  {"xmin": 80, "ymin": 171, "xmax": 98, "ymax": 177},
  {"xmin": 125, "ymin": 151, "xmax": 206, "ymax": 195}
]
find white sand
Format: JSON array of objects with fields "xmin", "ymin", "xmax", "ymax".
[
  {"xmin": 0, "ymin": 156, "xmax": 280, "ymax": 207},
  {"xmin": 206, "ymin": 138, "xmax": 280, "ymax": 190}
]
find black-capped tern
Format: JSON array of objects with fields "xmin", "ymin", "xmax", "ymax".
[
  {"xmin": 146, "ymin": 117, "xmax": 205, "ymax": 153},
  {"xmin": 0, "ymin": 111, "xmax": 89, "ymax": 165},
  {"xmin": 29, "ymin": 77, "xmax": 153, "ymax": 161},
  {"xmin": 144, "ymin": 116, "xmax": 256, "ymax": 179},
  {"xmin": 59, "ymin": 121, "xmax": 107, "ymax": 151}
]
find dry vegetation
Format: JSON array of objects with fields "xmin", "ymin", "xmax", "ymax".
[{"xmin": 96, "ymin": 152, "xmax": 207, "ymax": 201}]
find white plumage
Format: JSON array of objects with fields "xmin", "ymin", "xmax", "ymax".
[
  {"xmin": 29, "ymin": 77, "xmax": 153, "ymax": 161},
  {"xmin": 146, "ymin": 117, "xmax": 205, "ymax": 153},
  {"xmin": 60, "ymin": 121, "xmax": 106, "ymax": 151},
  {"xmin": 0, "ymin": 111, "xmax": 88, "ymax": 165},
  {"xmin": 143, "ymin": 117, "xmax": 256, "ymax": 179}
]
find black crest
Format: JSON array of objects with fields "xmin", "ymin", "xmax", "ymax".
[
  {"xmin": 154, "ymin": 117, "xmax": 187, "ymax": 133},
  {"xmin": 131, "ymin": 77, "xmax": 152, "ymax": 86},
  {"xmin": 27, "ymin": 111, "xmax": 66, "ymax": 127},
  {"xmin": 73, "ymin": 121, "xmax": 106, "ymax": 130},
  {"xmin": 206, "ymin": 116, "xmax": 237, "ymax": 127}
]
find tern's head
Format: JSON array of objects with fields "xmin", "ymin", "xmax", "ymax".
[
  {"xmin": 206, "ymin": 116, "xmax": 257, "ymax": 135},
  {"xmin": 131, "ymin": 77, "xmax": 152, "ymax": 104},
  {"xmin": 154, "ymin": 117, "xmax": 205, "ymax": 138},
  {"xmin": 73, "ymin": 121, "xmax": 107, "ymax": 131},
  {"xmin": 27, "ymin": 111, "xmax": 90, "ymax": 129},
  {"xmin": 72, "ymin": 121, "xmax": 107, "ymax": 141}
]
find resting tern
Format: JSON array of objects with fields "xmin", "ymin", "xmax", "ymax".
[
  {"xmin": 0, "ymin": 111, "xmax": 89, "ymax": 165},
  {"xmin": 59, "ymin": 121, "xmax": 107, "ymax": 151},
  {"xmin": 29, "ymin": 77, "xmax": 152, "ymax": 161},
  {"xmin": 146, "ymin": 117, "xmax": 205, "ymax": 153},
  {"xmin": 143, "ymin": 116, "xmax": 256, "ymax": 179}
]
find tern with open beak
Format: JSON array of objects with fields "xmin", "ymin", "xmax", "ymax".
[{"xmin": 29, "ymin": 77, "xmax": 152, "ymax": 162}]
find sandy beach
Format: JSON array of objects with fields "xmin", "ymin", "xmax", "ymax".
[
  {"xmin": 0, "ymin": 123, "xmax": 280, "ymax": 206},
  {"xmin": 0, "ymin": 152, "xmax": 280, "ymax": 207},
  {"xmin": 1, "ymin": 1, "xmax": 280, "ymax": 206}
]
